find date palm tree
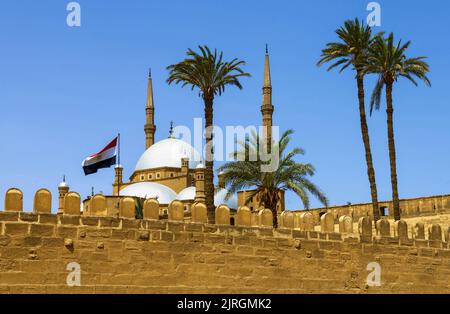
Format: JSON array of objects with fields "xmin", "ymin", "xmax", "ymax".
[
  {"xmin": 218, "ymin": 129, "xmax": 328, "ymax": 227},
  {"xmin": 317, "ymin": 18, "xmax": 382, "ymax": 221},
  {"xmin": 367, "ymin": 33, "xmax": 431, "ymax": 221},
  {"xmin": 167, "ymin": 45, "xmax": 250, "ymax": 222}
]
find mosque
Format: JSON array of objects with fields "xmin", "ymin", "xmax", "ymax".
[{"xmin": 80, "ymin": 49, "xmax": 285, "ymax": 217}]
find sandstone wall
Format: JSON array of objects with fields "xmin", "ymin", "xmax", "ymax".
[
  {"xmin": 301, "ymin": 194, "xmax": 450, "ymax": 223},
  {"xmin": 1, "ymin": 188, "xmax": 450, "ymax": 294}
]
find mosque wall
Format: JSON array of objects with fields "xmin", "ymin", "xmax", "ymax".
[
  {"xmin": 1, "ymin": 187, "xmax": 450, "ymax": 293},
  {"xmin": 129, "ymin": 167, "xmax": 192, "ymax": 194},
  {"xmin": 238, "ymin": 190, "xmax": 285, "ymax": 212}
]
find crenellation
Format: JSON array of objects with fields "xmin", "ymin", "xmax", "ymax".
[
  {"xmin": 320, "ymin": 213, "xmax": 334, "ymax": 233},
  {"xmin": 4, "ymin": 188, "xmax": 23, "ymax": 212},
  {"xmin": 236, "ymin": 206, "xmax": 251, "ymax": 227},
  {"xmin": 376, "ymin": 218, "xmax": 391, "ymax": 237},
  {"xmin": 2, "ymin": 188, "xmax": 450, "ymax": 293},
  {"xmin": 63, "ymin": 192, "xmax": 81, "ymax": 215},
  {"xmin": 33, "ymin": 189, "xmax": 52, "ymax": 214},
  {"xmin": 119, "ymin": 198, "xmax": 135, "ymax": 219}
]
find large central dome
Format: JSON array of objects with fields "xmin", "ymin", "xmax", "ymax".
[{"xmin": 135, "ymin": 138, "xmax": 202, "ymax": 171}]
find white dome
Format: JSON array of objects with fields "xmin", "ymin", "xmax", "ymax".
[
  {"xmin": 135, "ymin": 138, "xmax": 202, "ymax": 171},
  {"xmin": 120, "ymin": 182, "xmax": 177, "ymax": 204},
  {"xmin": 176, "ymin": 186, "xmax": 196, "ymax": 201},
  {"xmin": 214, "ymin": 188, "xmax": 238, "ymax": 209}
]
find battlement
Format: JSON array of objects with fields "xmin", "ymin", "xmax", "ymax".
[
  {"xmin": 1, "ymin": 187, "xmax": 450, "ymax": 293},
  {"xmin": 3, "ymin": 187, "xmax": 450, "ymax": 245}
]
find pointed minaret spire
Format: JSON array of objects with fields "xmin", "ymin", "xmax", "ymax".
[
  {"xmin": 168, "ymin": 121, "xmax": 175, "ymax": 138},
  {"xmin": 261, "ymin": 45, "xmax": 274, "ymax": 147},
  {"xmin": 144, "ymin": 68, "xmax": 156, "ymax": 149},
  {"xmin": 263, "ymin": 44, "xmax": 272, "ymax": 88}
]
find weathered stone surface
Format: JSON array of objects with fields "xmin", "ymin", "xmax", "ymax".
[
  {"xmin": 376, "ymin": 218, "xmax": 391, "ymax": 237},
  {"xmin": 0, "ymin": 198, "xmax": 449, "ymax": 293},
  {"xmin": 143, "ymin": 199, "xmax": 159, "ymax": 220},
  {"xmin": 64, "ymin": 192, "xmax": 81, "ymax": 215},
  {"xmin": 338, "ymin": 215, "xmax": 353, "ymax": 234},
  {"xmin": 90, "ymin": 194, "xmax": 107, "ymax": 216},
  {"xmin": 236, "ymin": 206, "xmax": 251, "ymax": 227},
  {"xmin": 120, "ymin": 197, "xmax": 135, "ymax": 219},
  {"xmin": 215, "ymin": 205, "xmax": 230, "ymax": 225},
  {"xmin": 300, "ymin": 212, "xmax": 314, "ymax": 231},
  {"xmin": 191, "ymin": 202, "xmax": 207, "ymax": 223},
  {"xmin": 33, "ymin": 189, "xmax": 51, "ymax": 213},
  {"xmin": 320, "ymin": 213, "xmax": 334, "ymax": 233},
  {"xmin": 168, "ymin": 200, "xmax": 184, "ymax": 221},
  {"xmin": 258, "ymin": 208, "xmax": 273, "ymax": 227},
  {"xmin": 414, "ymin": 222, "xmax": 425, "ymax": 239},
  {"xmin": 395, "ymin": 220, "xmax": 409, "ymax": 241},
  {"xmin": 4, "ymin": 188, "xmax": 23, "ymax": 212},
  {"xmin": 280, "ymin": 211, "xmax": 294, "ymax": 229},
  {"xmin": 358, "ymin": 217, "xmax": 372, "ymax": 242},
  {"xmin": 429, "ymin": 224, "xmax": 443, "ymax": 241}
]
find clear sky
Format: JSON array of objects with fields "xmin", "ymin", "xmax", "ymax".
[{"xmin": 1, "ymin": 0, "xmax": 449, "ymax": 212}]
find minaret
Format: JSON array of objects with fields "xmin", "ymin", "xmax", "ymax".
[
  {"xmin": 144, "ymin": 68, "xmax": 156, "ymax": 149},
  {"xmin": 261, "ymin": 44, "xmax": 274, "ymax": 146},
  {"xmin": 58, "ymin": 175, "xmax": 69, "ymax": 213},
  {"xmin": 113, "ymin": 164, "xmax": 123, "ymax": 195},
  {"xmin": 195, "ymin": 163, "xmax": 206, "ymax": 203}
]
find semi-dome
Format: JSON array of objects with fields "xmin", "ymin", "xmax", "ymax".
[
  {"xmin": 135, "ymin": 138, "xmax": 202, "ymax": 171},
  {"xmin": 176, "ymin": 186, "xmax": 196, "ymax": 201},
  {"xmin": 175, "ymin": 186, "xmax": 237, "ymax": 209},
  {"xmin": 119, "ymin": 182, "xmax": 177, "ymax": 204},
  {"xmin": 214, "ymin": 188, "xmax": 238, "ymax": 209}
]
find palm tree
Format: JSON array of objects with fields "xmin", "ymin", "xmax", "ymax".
[
  {"xmin": 218, "ymin": 129, "xmax": 328, "ymax": 227},
  {"xmin": 317, "ymin": 18, "xmax": 382, "ymax": 221},
  {"xmin": 367, "ymin": 33, "xmax": 431, "ymax": 221},
  {"xmin": 167, "ymin": 45, "xmax": 250, "ymax": 222}
]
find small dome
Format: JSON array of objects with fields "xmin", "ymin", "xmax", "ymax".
[
  {"xmin": 59, "ymin": 176, "xmax": 68, "ymax": 188},
  {"xmin": 196, "ymin": 163, "xmax": 205, "ymax": 169},
  {"xmin": 135, "ymin": 138, "xmax": 202, "ymax": 171},
  {"xmin": 120, "ymin": 182, "xmax": 177, "ymax": 204},
  {"xmin": 176, "ymin": 186, "xmax": 196, "ymax": 201},
  {"xmin": 58, "ymin": 181, "xmax": 68, "ymax": 188},
  {"xmin": 214, "ymin": 188, "xmax": 238, "ymax": 209}
]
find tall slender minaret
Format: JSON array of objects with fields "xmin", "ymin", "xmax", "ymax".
[
  {"xmin": 261, "ymin": 44, "xmax": 274, "ymax": 146},
  {"xmin": 144, "ymin": 68, "xmax": 156, "ymax": 149}
]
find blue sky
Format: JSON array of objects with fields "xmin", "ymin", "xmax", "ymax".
[{"xmin": 0, "ymin": 0, "xmax": 449, "ymax": 212}]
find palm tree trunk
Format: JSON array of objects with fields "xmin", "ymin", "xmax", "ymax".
[
  {"xmin": 204, "ymin": 98, "xmax": 215, "ymax": 223},
  {"xmin": 356, "ymin": 73, "xmax": 380, "ymax": 221},
  {"xmin": 266, "ymin": 200, "xmax": 278, "ymax": 228},
  {"xmin": 385, "ymin": 82, "xmax": 401, "ymax": 220}
]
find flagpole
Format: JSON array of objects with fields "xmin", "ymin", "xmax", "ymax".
[{"xmin": 117, "ymin": 133, "xmax": 121, "ymax": 200}]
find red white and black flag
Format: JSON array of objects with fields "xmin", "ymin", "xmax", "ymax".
[{"xmin": 82, "ymin": 136, "xmax": 118, "ymax": 175}]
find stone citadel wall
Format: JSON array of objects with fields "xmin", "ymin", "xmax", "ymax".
[
  {"xmin": 1, "ymin": 187, "xmax": 450, "ymax": 293},
  {"xmin": 302, "ymin": 194, "xmax": 450, "ymax": 223}
]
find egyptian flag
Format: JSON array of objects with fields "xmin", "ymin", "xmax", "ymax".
[{"xmin": 82, "ymin": 137, "xmax": 118, "ymax": 175}]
